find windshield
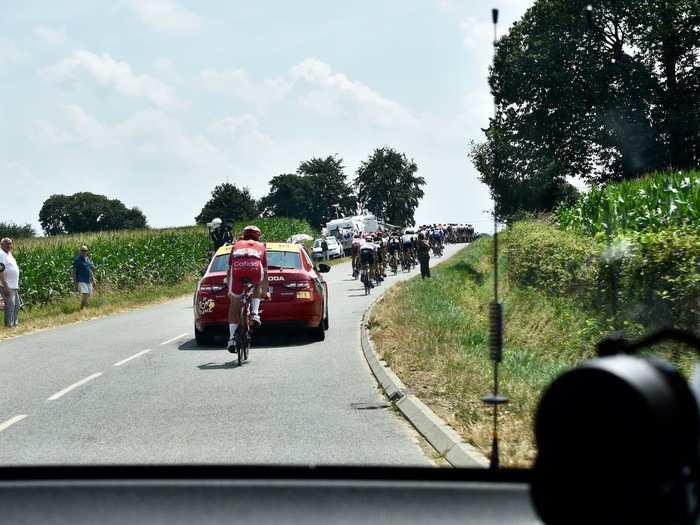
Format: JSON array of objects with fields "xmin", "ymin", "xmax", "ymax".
[
  {"xmin": 267, "ymin": 251, "xmax": 302, "ymax": 269},
  {"xmin": 1, "ymin": 1, "xmax": 698, "ymax": 474},
  {"xmin": 210, "ymin": 254, "xmax": 228, "ymax": 273}
]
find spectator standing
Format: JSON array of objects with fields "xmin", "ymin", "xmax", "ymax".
[
  {"xmin": 0, "ymin": 238, "xmax": 20, "ymax": 328},
  {"xmin": 321, "ymin": 237, "xmax": 329, "ymax": 261},
  {"xmin": 416, "ymin": 232, "xmax": 431, "ymax": 280},
  {"xmin": 72, "ymin": 245, "xmax": 96, "ymax": 310}
]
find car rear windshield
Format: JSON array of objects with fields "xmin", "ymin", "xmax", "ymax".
[
  {"xmin": 210, "ymin": 254, "xmax": 229, "ymax": 273},
  {"xmin": 268, "ymin": 250, "xmax": 302, "ymax": 269},
  {"xmin": 209, "ymin": 251, "xmax": 302, "ymax": 272}
]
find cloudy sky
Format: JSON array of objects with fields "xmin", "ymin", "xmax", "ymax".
[{"xmin": 1, "ymin": 0, "xmax": 533, "ymax": 233}]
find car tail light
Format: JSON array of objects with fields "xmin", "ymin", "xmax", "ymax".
[
  {"xmin": 199, "ymin": 283, "xmax": 226, "ymax": 294},
  {"xmin": 283, "ymin": 281, "xmax": 311, "ymax": 290}
]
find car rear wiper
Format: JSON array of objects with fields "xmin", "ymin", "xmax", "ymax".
[{"xmin": 267, "ymin": 265, "xmax": 282, "ymax": 269}]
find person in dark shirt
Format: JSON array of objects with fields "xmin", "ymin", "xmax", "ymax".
[
  {"xmin": 72, "ymin": 245, "xmax": 96, "ymax": 310},
  {"xmin": 416, "ymin": 232, "xmax": 431, "ymax": 279}
]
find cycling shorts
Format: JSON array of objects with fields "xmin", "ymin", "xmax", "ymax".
[
  {"xmin": 351, "ymin": 244, "xmax": 360, "ymax": 257},
  {"xmin": 229, "ymin": 258, "xmax": 264, "ymax": 296},
  {"xmin": 388, "ymin": 244, "xmax": 399, "ymax": 255},
  {"xmin": 402, "ymin": 242, "xmax": 413, "ymax": 251},
  {"xmin": 360, "ymin": 250, "xmax": 375, "ymax": 266}
]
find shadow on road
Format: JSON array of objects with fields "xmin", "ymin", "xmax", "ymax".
[
  {"xmin": 179, "ymin": 339, "xmax": 221, "ymax": 351},
  {"xmin": 178, "ymin": 327, "xmax": 313, "ymax": 352},
  {"xmin": 254, "ymin": 328, "xmax": 313, "ymax": 348},
  {"xmin": 197, "ymin": 360, "xmax": 241, "ymax": 370}
]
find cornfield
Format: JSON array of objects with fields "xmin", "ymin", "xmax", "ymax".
[
  {"xmin": 557, "ymin": 170, "xmax": 700, "ymax": 236},
  {"xmin": 13, "ymin": 218, "xmax": 315, "ymax": 307}
]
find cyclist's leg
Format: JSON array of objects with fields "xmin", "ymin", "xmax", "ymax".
[
  {"xmin": 227, "ymin": 292, "xmax": 242, "ymax": 350},
  {"xmin": 250, "ymin": 283, "xmax": 263, "ymax": 324}
]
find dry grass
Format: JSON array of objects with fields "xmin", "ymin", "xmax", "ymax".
[
  {"xmin": 368, "ymin": 238, "xmax": 605, "ymax": 467},
  {"xmin": 0, "ymin": 279, "xmax": 197, "ymax": 341}
]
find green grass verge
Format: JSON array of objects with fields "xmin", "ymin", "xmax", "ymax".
[
  {"xmin": 368, "ymin": 238, "xmax": 610, "ymax": 467},
  {"xmin": 0, "ymin": 278, "xmax": 197, "ymax": 341}
]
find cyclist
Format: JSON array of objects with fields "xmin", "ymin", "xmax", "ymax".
[
  {"xmin": 401, "ymin": 229, "xmax": 415, "ymax": 268},
  {"xmin": 387, "ymin": 231, "xmax": 401, "ymax": 271},
  {"xmin": 375, "ymin": 233, "xmax": 386, "ymax": 279},
  {"xmin": 430, "ymin": 227, "xmax": 443, "ymax": 254},
  {"xmin": 359, "ymin": 236, "xmax": 376, "ymax": 287},
  {"xmin": 226, "ymin": 225, "xmax": 269, "ymax": 353},
  {"xmin": 351, "ymin": 233, "xmax": 362, "ymax": 277}
]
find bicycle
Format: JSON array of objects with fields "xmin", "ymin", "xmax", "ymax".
[
  {"xmin": 360, "ymin": 263, "xmax": 372, "ymax": 295},
  {"xmin": 234, "ymin": 279, "xmax": 255, "ymax": 365},
  {"xmin": 389, "ymin": 252, "xmax": 398, "ymax": 275}
]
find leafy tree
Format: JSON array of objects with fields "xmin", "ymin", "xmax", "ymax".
[
  {"xmin": 469, "ymin": 139, "xmax": 579, "ymax": 222},
  {"xmin": 258, "ymin": 174, "xmax": 314, "ymax": 218},
  {"xmin": 39, "ymin": 194, "xmax": 71, "ymax": 236},
  {"xmin": 39, "ymin": 193, "xmax": 147, "ymax": 235},
  {"xmin": 258, "ymin": 155, "xmax": 355, "ymax": 228},
  {"xmin": 354, "ymin": 147, "xmax": 425, "ymax": 227},
  {"xmin": 0, "ymin": 222, "xmax": 36, "ymax": 239},
  {"xmin": 472, "ymin": 0, "xmax": 699, "ymax": 216},
  {"xmin": 195, "ymin": 183, "xmax": 258, "ymax": 224},
  {"xmin": 297, "ymin": 156, "xmax": 356, "ymax": 228}
]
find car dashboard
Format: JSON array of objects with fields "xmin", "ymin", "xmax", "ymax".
[{"xmin": 0, "ymin": 465, "xmax": 539, "ymax": 524}]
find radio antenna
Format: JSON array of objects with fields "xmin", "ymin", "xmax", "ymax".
[{"xmin": 482, "ymin": 7, "xmax": 509, "ymax": 470}]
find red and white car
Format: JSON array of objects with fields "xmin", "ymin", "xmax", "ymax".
[{"xmin": 194, "ymin": 242, "xmax": 330, "ymax": 345}]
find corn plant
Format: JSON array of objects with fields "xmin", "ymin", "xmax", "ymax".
[
  {"xmin": 557, "ymin": 170, "xmax": 700, "ymax": 236},
  {"xmin": 13, "ymin": 218, "xmax": 315, "ymax": 307}
]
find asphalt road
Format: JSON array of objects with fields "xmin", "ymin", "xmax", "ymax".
[{"xmin": 0, "ymin": 245, "xmax": 462, "ymax": 466}]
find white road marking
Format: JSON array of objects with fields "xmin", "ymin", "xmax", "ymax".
[
  {"xmin": 113, "ymin": 349, "xmax": 151, "ymax": 367},
  {"xmin": 160, "ymin": 332, "xmax": 189, "ymax": 346},
  {"xmin": 47, "ymin": 373, "xmax": 103, "ymax": 401},
  {"xmin": 0, "ymin": 414, "xmax": 28, "ymax": 434}
]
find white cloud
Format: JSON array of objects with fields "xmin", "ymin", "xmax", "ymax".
[
  {"xmin": 200, "ymin": 68, "xmax": 291, "ymax": 108},
  {"xmin": 0, "ymin": 38, "xmax": 24, "ymax": 65},
  {"xmin": 31, "ymin": 105, "xmax": 109, "ymax": 146},
  {"xmin": 202, "ymin": 58, "xmax": 416, "ymax": 128},
  {"xmin": 45, "ymin": 50, "xmax": 178, "ymax": 109},
  {"xmin": 127, "ymin": 0, "xmax": 202, "ymax": 34},
  {"xmin": 210, "ymin": 114, "xmax": 273, "ymax": 153},
  {"xmin": 34, "ymin": 26, "xmax": 66, "ymax": 45},
  {"xmin": 290, "ymin": 58, "xmax": 416, "ymax": 128},
  {"xmin": 32, "ymin": 104, "xmax": 224, "ymax": 167}
]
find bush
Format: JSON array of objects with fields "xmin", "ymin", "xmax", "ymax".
[
  {"xmin": 506, "ymin": 220, "xmax": 601, "ymax": 304},
  {"xmin": 13, "ymin": 218, "xmax": 315, "ymax": 307},
  {"xmin": 506, "ymin": 219, "xmax": 700, "ymax": 332}
]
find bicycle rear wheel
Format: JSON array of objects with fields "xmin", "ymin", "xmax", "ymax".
[{"xmin": 238, "ymin": 301, "xmax": 249, "ymax": 366}]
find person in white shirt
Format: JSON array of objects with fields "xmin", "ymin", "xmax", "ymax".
[{"xmin": 0, "ymin": 238, "xmax": 20, "ymax": 328}]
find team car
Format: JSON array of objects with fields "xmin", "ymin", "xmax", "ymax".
[{"xmin": 194, "ymin": 242, "xmax": 330, "ymax": 345}]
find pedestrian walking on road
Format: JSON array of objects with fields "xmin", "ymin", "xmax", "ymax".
[
  {"xmin": 0, "ymin": 238, "xmax": 20, "ymax": 328},
  {"xmin": 72, "ymin": 245, "xmax": 96, "ymax": 310},
  {"xmin": 416, "ymin": 232, "xmax": 431, "ymax": 280}
]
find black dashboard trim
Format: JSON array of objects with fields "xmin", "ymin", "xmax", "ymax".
[{"xmin": 0, "ymin": 464, "xmax": 531, "ymax": 483}]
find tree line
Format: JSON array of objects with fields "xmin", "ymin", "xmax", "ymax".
[
  {"xmin": 197, "ymin": 147, "xmax": 425, "ymax": 230},
  {"xmin": 7, "ymin": 146, "xmax": 424, "ymax": 237},
  {"xmin": 471, "ymin": 0, "xmax": 699, "ymax": 222}
]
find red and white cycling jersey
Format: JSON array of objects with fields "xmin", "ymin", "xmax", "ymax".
[{"xmin": 228, "ymin": 239, "xmax": 267, "ymax": 295}]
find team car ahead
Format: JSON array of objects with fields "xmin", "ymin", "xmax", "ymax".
[{"xmin": 194, "ymin": 242, "xmax": 330, "ymax": 345}]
